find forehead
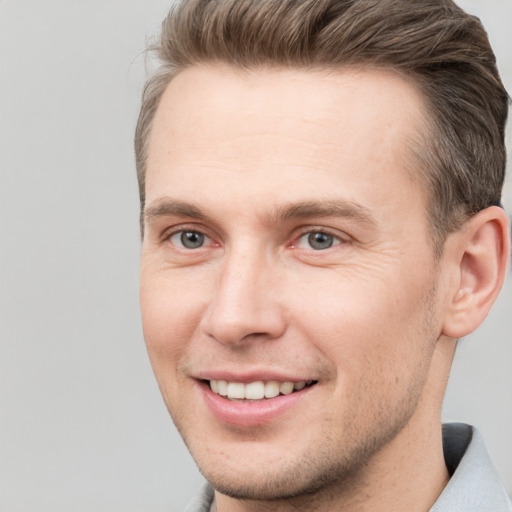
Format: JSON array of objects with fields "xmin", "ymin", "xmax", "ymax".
[{"xmin": 146, "ymin": 65, "xmax": 428, "ymax": 221}]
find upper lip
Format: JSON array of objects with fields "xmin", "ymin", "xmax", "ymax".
[{"xmin": 194, "ymin": 370, "xmax": 316, "ymax": 383}]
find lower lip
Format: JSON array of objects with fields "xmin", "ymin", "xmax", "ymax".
[{"xmin": 199, "ymin": 382, "xmax": 313, "ymax": 427}]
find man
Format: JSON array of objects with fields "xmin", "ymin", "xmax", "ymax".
[{"xmin": 135, "ymin": 0, "xmax": 511, "ymax": 510}]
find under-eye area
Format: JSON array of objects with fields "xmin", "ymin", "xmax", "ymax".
[{"xmin": 207, "ymin": 380, "xmax": 318, "ymax": 401}]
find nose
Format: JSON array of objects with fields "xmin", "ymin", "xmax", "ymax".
[{"xmin": 199, "ymin": 250, "xmax": 287, "ymax": 346}]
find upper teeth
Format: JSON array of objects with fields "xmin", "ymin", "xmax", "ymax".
[{"xmin": 209, "ymin": 380, "xmax": 309, "ymax": 400}]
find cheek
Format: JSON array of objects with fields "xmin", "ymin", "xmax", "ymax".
[
  {"xmin": 139, "ymin": 270, "xmax": 207, "ymax": 368},
  {"xmin": 139, "ymin": 277, "xmax": 207, "ymax": 420},
  {"xmin": 288, "ymin": 268, "xmax": 436, "ymax": 381}
]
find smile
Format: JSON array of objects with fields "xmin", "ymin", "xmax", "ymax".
[
  {"xmin": 201, "ymin": 377, "xmax": 318, "ymax": 427},
  {"xmin": 208, "ymin": 379, "xmax": 316, "ymax": 401}
]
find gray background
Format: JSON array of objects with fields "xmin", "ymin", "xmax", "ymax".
[{"xmin": 0, "ymin": 1, "xmax": 510, "ymax": 510}]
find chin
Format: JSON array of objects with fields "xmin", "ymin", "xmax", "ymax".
[{"xmin": 187, "ymin": 434, "xmax": 380, "ymax": 502}]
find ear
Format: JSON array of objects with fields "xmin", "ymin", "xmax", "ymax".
[{"xmin": 441, "ymin": 206, "xmax": 510, "ymax": 339}]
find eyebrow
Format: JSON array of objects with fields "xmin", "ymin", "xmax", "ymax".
[
  {"xmin": 143, "ymin": 199, "xmax": 208, "ymax": 225},
  {"xmin": 143, "ymin": 197, "xmax": 376, "ymax": 228},
  {"xmin": 267, "ymin": 200, "xmax": 376, "ymax": 227}
]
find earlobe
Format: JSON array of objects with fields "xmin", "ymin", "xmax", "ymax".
[{"xmin": 442, "ymin": 206, "xmax": 510, "ymax": 339}]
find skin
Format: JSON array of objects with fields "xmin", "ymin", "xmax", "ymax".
[{"xmin": 139, "ymin": 65, "xmax": 509, "ymax": 511}]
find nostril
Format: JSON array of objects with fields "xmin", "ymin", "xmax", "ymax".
[{"xmin": 240, "ymin": 332, "xmax": 271, "ymax": 342}]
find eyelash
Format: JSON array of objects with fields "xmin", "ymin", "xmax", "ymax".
[
  {"xmin": 164, "ymin": 226, "xmax": 216, "ymax": 250},
  {"xmin": 164, "ymin": 225, "xmax": 347, "ymax": 252},
  {"xmin": 292, "ymin": 228, "xmax": 345, "ymax": 251}
]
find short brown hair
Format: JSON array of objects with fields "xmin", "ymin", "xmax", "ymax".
[{"xmin": 135, "ymin": 0, "xmax": 509, "ymax": 252}]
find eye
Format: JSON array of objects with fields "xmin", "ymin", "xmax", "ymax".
[
  {"xmin": 170, "ymin": 230, "xmax": 209, "ymax": 249},
  {"xmin": 296, "ymin": 231, "xmax": 341, "ymax": 250}
]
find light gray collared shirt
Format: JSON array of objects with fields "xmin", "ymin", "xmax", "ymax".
[
  {"xmin": 431, "ymin": 423, "xmax": 511, "ymax": 511},
  {"xmin": 184, "ymin": 423, "xmax": 512, "ymax": 512}
]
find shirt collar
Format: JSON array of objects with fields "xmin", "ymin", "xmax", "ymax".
[{"xmin": 430, "ymin": 423, "xmax": 511, "ymax": 511}]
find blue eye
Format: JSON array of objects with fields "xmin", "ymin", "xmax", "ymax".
[
  {"xmin": 170, "ymin": 230, "xmax": 207, "ymax": 249},
  {"xmin": 297, "ymin": 231, "xmax": 339, "ymax": 250}
]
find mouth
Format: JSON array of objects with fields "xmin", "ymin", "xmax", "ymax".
[{"xmin": 206, "ymin": 379, "xmax": 318, "ymax": 401}]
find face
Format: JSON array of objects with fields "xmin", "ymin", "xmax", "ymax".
[{"xmin": 140, "ymin": 66, "xmax": 444, "ymax": 500}]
